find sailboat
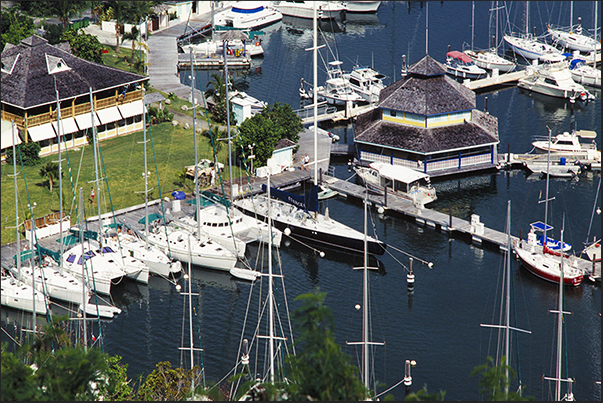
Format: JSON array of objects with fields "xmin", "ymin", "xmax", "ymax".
[
  {"xmin": 1, "ymin": 121, "xmax": 49, "ymax": 317},
  {"xmin": 547, "ymin": 2, "xmax": 600, "ymax": 53},
  {"xmin": 228, "ymin": 174, "xmax": 295, "ymax": 400},
  {"xmin": 513, "ymin": 129, "xmax": 584, "ymax": 286},
  {"xmin": 102, "ymin": 87, "xmax": 182, "ymax": 279},
  {"xmin": 543, "ymin": 216, "xmax": 576, "ymax": 401},
  {"xmin": 144, "ymin": 49, "xmax": 256, "ymax": 282},
  {"xmin": 503, "ymin": 1, "xmax": 565, "ymax": 63},
  {"xmin": 235, "ymin": 6, "xmax": 386, "ymax": 257},
  {"xmin": 464, "ymin": 1, "xmax": 516, "ymax": 73},
  {"xmin": 480, "ymin": 200, "xmax": 531, "ymax": 397}
]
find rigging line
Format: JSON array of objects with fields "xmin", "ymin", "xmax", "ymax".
[{"xmin": 16, "ymin": 144, "xmax": 52, "ymax": 323}]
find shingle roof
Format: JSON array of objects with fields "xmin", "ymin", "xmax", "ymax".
[
  {"xmin": 1, "ymin": 35, "xmax": 147, "ymax": 110},
  {"xmin": 379, "ymin": 55, "xmax": 475, "ymax": 115},
  {"xmin": 355, "ymin": 108, "xmax": 498, "ymax": 154}
]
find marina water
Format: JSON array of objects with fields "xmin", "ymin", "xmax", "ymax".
[{"xmin": 3, "ymin": 2, "xmax": 600, "ymax": 400}]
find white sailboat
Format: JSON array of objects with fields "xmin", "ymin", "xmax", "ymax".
[
  {"xmin": 503, "ymin": 1, "xmax": 565, "ymax": 63},
  {"xmin": 547, "ymin": 2, "xmax": 600, "ymax": 54},
  {"xmin": 103, "ymin": 87, "xmax": 182, "ymax": 279},
  {"xmin": 464, "ymin": 1, "xmax": 516, "ymax": 73},
  {"xmin": 1, "ymin": 121, "xmax": 48, "ymax": 317}
]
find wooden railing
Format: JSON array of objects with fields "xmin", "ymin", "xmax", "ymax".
[{"xmin": 2, "ymin": 90, "xmax": 143, "ymax": 134}]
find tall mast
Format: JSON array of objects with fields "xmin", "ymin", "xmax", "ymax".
[
  {"xmin": 425, "ymin": 1, "xmax": 429, "ymax": 55},
  {"xmin": 224, "ymin": 40, "xmax": 234, "ymax": 202},
  {"xmin": 190, "ymin": 48, "xmax": 201, "ymax": 238},
  {"xmin": 79, "ymin": 187, "xmax": 87, "ymax": 352},
  {"xmin": 55, "ymin": 88, "xmax": 64, "ymax": 267},
  {"xmin": 142, "ymin": 86, "xmax": 149, "ymax": 250},
  {"xmin": 480, "ymin": 200, "xmax": 530, "ymax": 398},
  {"xmin": 471, "ymin": 1, "xmax": 475, "ymax": 51},
  {"xmin": 89, "ymin": 88, "xmax": 102, "ymax": 248},
  {"xmin": 11, "ymin": 121, "xmax": 21, "ymax": 282},
  {"xmin": 362, "ymin": 189, "xmax": 369, "ymax": 388},
  {"xmin": 543, "ymin": 128, "xmax": 552, "ymax": 250},
  {"xmin": 267, "ymin": 174, "xmax": 275, "ymax": 383},
  {"xmin": 313, "ymin": 2, "xmax": 318, "ymax": 187}
]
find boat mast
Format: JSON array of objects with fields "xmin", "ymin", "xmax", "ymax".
[
  {"xmin": 267, "ymin": 174, "xmax": 275, "ymax": 383},
  {"xmin": 471, "ymin": 1, "xmax": 475, "ymax": 51},
  {"xmin": 425, "ymin": 1, "xmax": 429, "ymax": 55},
  {"xmin": 79, "ymin": 187, "xmax": 88, "ymax": 352},
  {"xmin": 55, "ymin": 87, "xmax": 64, "ymax": 267},
  {"xmin": 542, "ymin": 128, "xmax": 552, "ymax": 251},
  {"xmin": 190, "ymin": 48, "xmax": 201, "ymax": 238},
  {"xmin": 555, "ymin": 218, "xmax": 565, "ymax": 401},
  {"xmin": 480, "ymin": 200, "xmax": 531, "ymax": 397},
  {"xmin": 89, "ymin": 87, "xmax": 102, "ymax": 249},
  {"xmin": 362, "ymin": 189, "xmax": 369, "ymax": 389},
  {"xmin": 224, "ymin": 39, "xmax": 234, "ymax": 203},
  {"xmin": 313, "ymin": 2, "xmax": 318, "ymax": 187},
  {"xmin": 11, "ymin": 120, "xmax": 21, "ymax": 285},
  {"xmin": 142, "ymin": 86, "xmax": 149, "ymax": 251}
]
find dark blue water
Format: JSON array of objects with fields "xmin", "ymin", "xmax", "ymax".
[{"xmin": 3, "ymin": 2, "xmax": 600, "ymax": 401}]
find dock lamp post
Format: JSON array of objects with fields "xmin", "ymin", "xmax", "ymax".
[{"xmin": 248, "ymin": 143, "xmax": 255, "ymax": 175}]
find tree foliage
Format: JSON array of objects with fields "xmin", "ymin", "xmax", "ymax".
[
  {"xmin": 0, "ymin": 6, "xmax": 35, "ymax": 50},
  {"xmin": 61, "ymin": 28, "xmax": 105, "ymax": 64},
  {"xmin": 38, "ymin": 161, "xmax": 62, "ymax": 192},
  {"xmin": 0, "ymin": 316, "xmax": 130, "ymax": 401},
  {"xmin": 283, "ymin": 290, "xmax": 370, "ymax": 401},
  {"xmin": 136, "ymin": 361, "xmax": 204, "ymax": 401},
  {"xmin": 470, "ymin": 356, "xmax": 535, "ymax": 401},
  {"xmin": 5, "ymin": 141, "xmax": 41, "ymax": 166},
  {"xmin": 237, "ymin": 102, "xmax": 303, "ymax": 168}
]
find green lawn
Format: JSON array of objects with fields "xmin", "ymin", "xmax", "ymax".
[{"xmin": 1, "ymin": 122, "xmax": 245, "ymax": 245}]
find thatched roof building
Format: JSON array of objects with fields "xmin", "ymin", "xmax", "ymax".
[{"xmin": 354, "ymin": 54, "xmax": 499, "ymax": 177}]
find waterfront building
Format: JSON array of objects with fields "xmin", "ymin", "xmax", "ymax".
[
  {"xmin": 1, "ymin": 35, "xmax": 147, "ymax": 161},
  {"xmin": 354, "ymin": 54, "xmax": 499, "ymax": 177}
]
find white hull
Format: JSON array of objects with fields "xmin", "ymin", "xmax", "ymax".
[
  {"xmin": 214, "ymin": 2, "xmax": 282, "ymax": 30},
  {"xmin": 1, "ymin": 272, "xmax": 48, "ymax": 315},
  {"xmin": 343, "ymin": 1, "xmax": 381, "ymax": 13},
  {"xmin": 463, "ymin": 49, "xmax": 516, "ymax": 73},
  {"xmin": 518, "ymin": 61, "xmax": 595, "ymax": 102},
  {"xmin": 273, "ymin": 1, "xmax": 345, "ymax": 20},
  {"xmin": 514, "ymin": 240, "xmax": 583, "ymax": 286},
  {"xmin": 548, "ymin": 27, "xmax": 601, "ymax": 53},
  {"xmin": 503, "ymin": 34, "xmax": 565, "ymax": 62},
  {"xmin": 8, "ymin": 262, "xmax": 89, "ymax": 305},
  {"xmin": 354, "ymin": 162, "xmax": 437, "ymax": 208},
  {"xmin": 145, "ymin": 225, "xmax": 238, "ymax": 272},
  {"xmin": 570, "ymin": 65, "xmax": 602, "ymax": 88}
]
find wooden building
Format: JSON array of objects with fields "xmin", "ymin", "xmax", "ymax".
[
  {"xmin": 354, "ymin": 54, "xmax": 499, "ymax": 177},
  {"xmin": 1, "ymin": 35, "xmax": 148, "ymax": 161}
]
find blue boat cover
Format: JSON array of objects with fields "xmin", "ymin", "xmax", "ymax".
[
  {"xmin": 261, "ymin": 184, "xmax": 319, "ymax": 212},
  {"xmin": 530, "ymin": 221, "xmax": 553, "ymax": 232}
]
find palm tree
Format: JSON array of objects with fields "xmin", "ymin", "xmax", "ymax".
[
  {"xmin": 52, "ymin": 1, "xmax": 80, "ymax": 30},
  {"xmin": 38, "ymin": 161, "xmax": 61, "ymax": 192},
  {"xmin": 121, "ymin": 26, "xmax": 147, "ymax": 65},
  {"xmin": 204, "ymin": 72, "xmax": 226, "ymax": 105}
]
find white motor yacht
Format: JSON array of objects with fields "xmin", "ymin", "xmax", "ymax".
[
  {"xmin": 532, "ymin": 129, "xmax": 599, "ymax": 156},
  {"xmin": 214, "ymin": 1, "xmax": 282, "ymax": 30},
  {"xmin": 518, "ymin": 60, "xmax": 595, "ymax": 103},
  {"xmin": 273, "ymin": 1, "xmax": 345, "ymax": 20},
  {"xmin": 314, "ymin": 60, "xmax": 365, "ymax": 105},
  {"xmin": 343, "ymin": 65, "xmax": 386, "ymax": 103}
]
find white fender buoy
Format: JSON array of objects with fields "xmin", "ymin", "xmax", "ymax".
[{"xmin": 284, "ymin": 227, "xmax": 291, "ymax": 236}]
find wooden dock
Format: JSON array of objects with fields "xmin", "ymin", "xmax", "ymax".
[
  {"xmin": 178, "ymin": 53, "xmax": 251, "ymax": 69},
  {"xmin": 465, "ymin": 69, "xmax": 528, "ymax": 91}
]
